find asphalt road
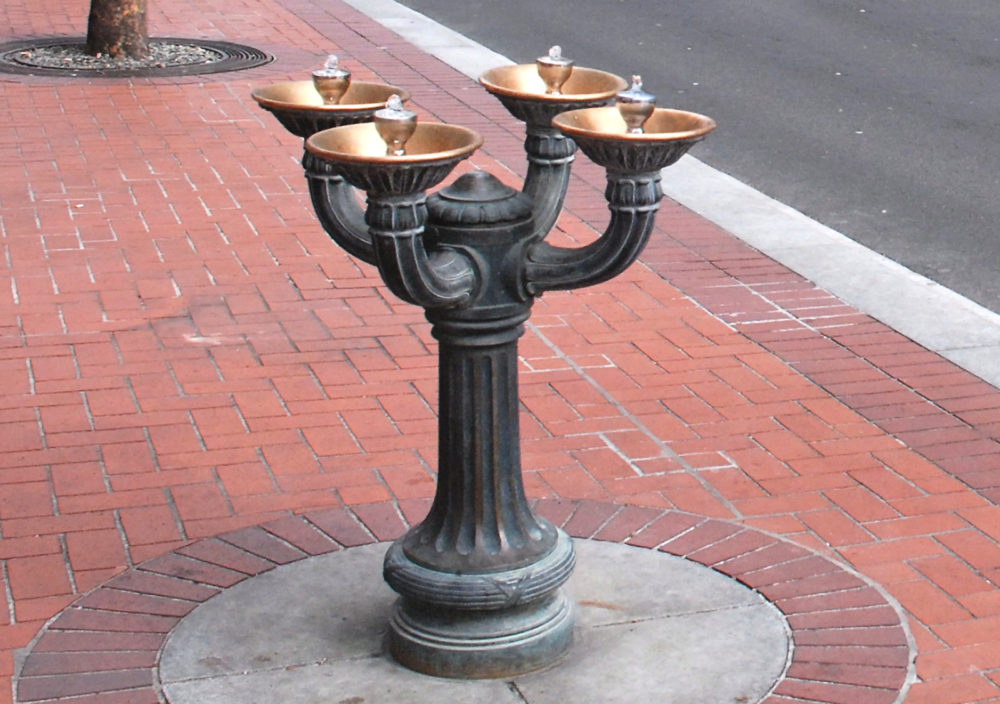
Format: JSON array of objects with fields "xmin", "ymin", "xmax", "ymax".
[{"xmin": 396, "ymin": 0, "xmax": 1000, "ymax": 313}]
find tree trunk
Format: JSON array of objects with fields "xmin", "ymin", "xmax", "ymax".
[{"xmin": 86, "ymin": 0, "xmax": 149, "ymax": 59}]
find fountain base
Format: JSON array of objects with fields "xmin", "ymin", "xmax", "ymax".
[{"xmin": 384, "ymin": 531, "xmax": 576, "ymax": 678}]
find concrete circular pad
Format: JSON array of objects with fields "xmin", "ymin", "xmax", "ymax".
[
  {"xmin": 158, "ymin": 541, "xmax": 789, "ymax": 704},
  {"xmin": 12, "ymin": 503, "xmax": 913, "ymax": 704}
]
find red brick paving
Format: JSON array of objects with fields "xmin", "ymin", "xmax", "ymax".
[{"xmin": 3, "ymin": 0, "xmax": 1000, "ymax": 701}]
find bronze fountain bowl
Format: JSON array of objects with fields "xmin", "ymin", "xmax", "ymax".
[
  {"xmin": 552, "ymin": 106, "xmax": 716, "ymax": 172},
  {"xmin": 479, "ymin": 64, "xmax": 627, "ymax": 125},
  {"xmin": 305, "ymin": 121, "xmax": 484, "ymax": 194},
  {"xmin": 252, "ymin": 80, "xmax": 411, "ymax": 138}
]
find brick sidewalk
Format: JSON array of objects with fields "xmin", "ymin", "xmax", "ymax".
[{"xmin": 3, "ymin": 0, "xmax": 1000, "ymax": 702}]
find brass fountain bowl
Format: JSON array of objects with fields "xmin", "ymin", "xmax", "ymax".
[
  {"xmin": 251, "ymin": 81, "xmax": 411, "ymax": 138},
  {"xmin": 306, "ymin": 122, "xmax": 484, "ymax": 194},
  {"xmin": 479, "ymin": 65, "xmax": 627, "ymax": 126},
  {"xmin": 552, "ymin": 106, "xmax": 716, "ymax": 172}
]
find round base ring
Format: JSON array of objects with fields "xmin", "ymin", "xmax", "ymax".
[{"xmin": 388, "ymin": 590, "xmax": 574, "ymax": 678}]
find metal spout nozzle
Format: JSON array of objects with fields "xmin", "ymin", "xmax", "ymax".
[
  {"xmin": 616, "ymin": 75, "xmax": 656, "ymax": 134},
  {"xmin": 536, "ymin": 45, "xmax": 574, "ymax": 95},
  {"xmin": 312, "ymin": 54, "xmax": 352, "ymax": 105},
  {"xmin": 374, "ymin": 95, "xmax": 418, "ymax": 156}
]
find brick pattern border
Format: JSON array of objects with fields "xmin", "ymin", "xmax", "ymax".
[{"xmin": 14, "ymin": 500, "xmax": 912, "ymax": 704}]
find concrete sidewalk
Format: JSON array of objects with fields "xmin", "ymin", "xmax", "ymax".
[{"xmin": 2, "ymin": 0, "xmax": 1000, "ymax": 701}]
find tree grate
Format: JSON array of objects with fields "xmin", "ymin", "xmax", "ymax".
[{"xmin": 0, "ymin": 37, "xmax": 273, "ymax": 78}]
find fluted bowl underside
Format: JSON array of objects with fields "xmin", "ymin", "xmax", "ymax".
[
  {"xmin": 251, "ymin": 81, "xmax": 411, "ymax": 137},
  {"xmin": 552, "ymin": 106, "xmax": 716, "ymax": 172},
  {"xmin": 305, "ymin": 122, "xmax": 484, "ymax": 194}
]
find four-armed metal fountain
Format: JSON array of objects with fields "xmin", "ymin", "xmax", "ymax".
[{"xmin": 253, "ymin": 49, "xmax": 714, "ymax": 679}]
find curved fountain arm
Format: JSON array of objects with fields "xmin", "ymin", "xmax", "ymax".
[
  {"xmin": 365, "ymin": 193, "xmax": 479, "ymax": 309},
  {"xmin": 522, "ymin": 125, "xmax": 577, "ymax": 236},
  {"xmin": 524, "ymin": 169, "xmax": 662, "ymax": 293},
  {"xmin": 303, "ymin": 151, "xmax": 376, "ymax": 265}
]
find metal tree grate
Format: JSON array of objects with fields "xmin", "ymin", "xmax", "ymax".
[{"xmin": 0, "ymin": 37, "xmax": 273, "ymax": 77}]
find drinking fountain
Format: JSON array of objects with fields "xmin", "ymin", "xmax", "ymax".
[{"xmin": 255, "ymin": 51, "xmax": 714, "ymax": 679}]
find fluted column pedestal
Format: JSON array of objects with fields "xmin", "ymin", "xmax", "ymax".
[
  {"xmin": 378, "ymin": 173, "xmax": 576, "ymax": 678},
  {"xmin": 383, "ymin": 325, "xmax": 576, "ymax": 673}
]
